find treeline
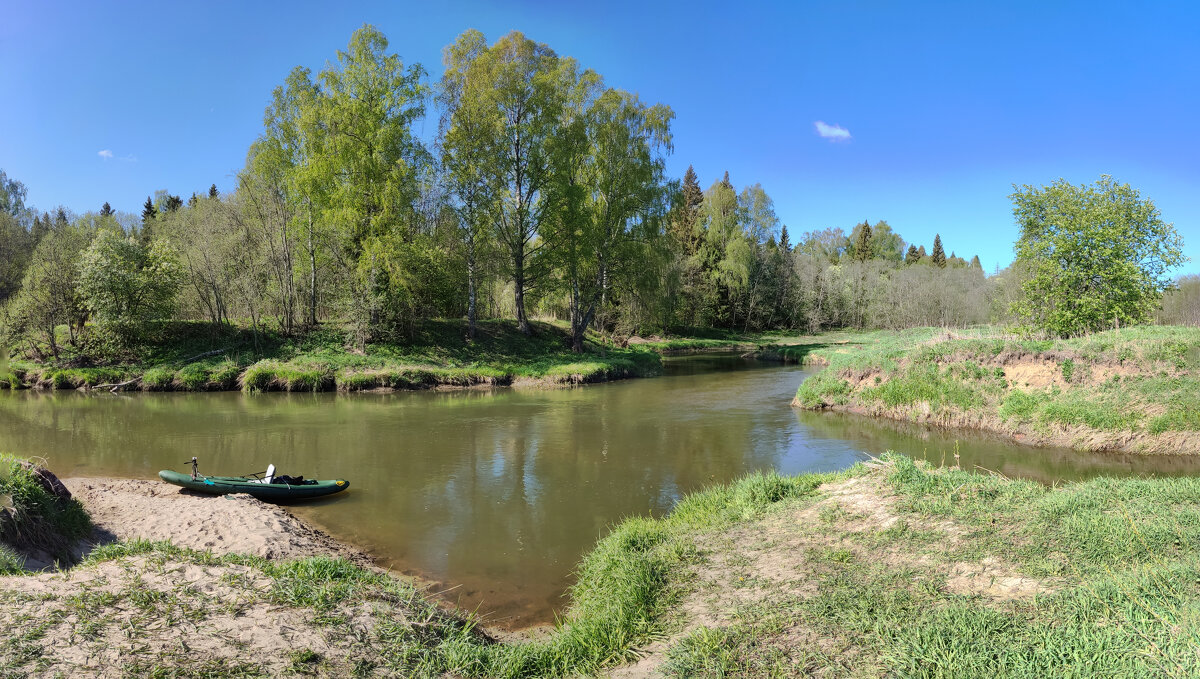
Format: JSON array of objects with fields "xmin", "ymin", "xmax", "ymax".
[{"xmin": 12, "ymin": 26, "xmax": 1172, "ymax": 363}]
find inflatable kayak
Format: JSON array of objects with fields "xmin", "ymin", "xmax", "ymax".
[{"xmin": 158, "ymin": 461, "xmax": 349, "ymax": 501}]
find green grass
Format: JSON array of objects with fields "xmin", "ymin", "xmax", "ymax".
[
  {"xmin": 795, "ymin": 325, "xmax": 1200, "ymax": 450},
  {"xmin": 656, "ymin": 454, "xmax": 1200, "ymax": 677},
  {"xmin": 0, "ymin": 455, "xmax": 92, "ymax": 567},
  {"xmin": 4, "ymin": 319, "xmax": 679, "ymax": 393}
]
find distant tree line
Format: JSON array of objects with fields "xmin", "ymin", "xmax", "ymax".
[{"xmin": 0, "ymin": 28, "xmax": 1191, "ymax": 361}]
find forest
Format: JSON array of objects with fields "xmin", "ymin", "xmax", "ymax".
[{"xmin": 0, "ymin": 25, "xmax": 1194, "ymax": 366}]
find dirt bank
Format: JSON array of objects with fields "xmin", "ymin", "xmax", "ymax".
[{"xmin": 793, "ymin": 326, "xmax": 1200, "ymax": 455}]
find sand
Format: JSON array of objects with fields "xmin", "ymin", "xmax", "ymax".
[
  {"xmin": 60, "ymin": 477, "xmax": 369, "ymax": 566},
  {"xmin": 0, "ymin": 478, "xmax": 420, "ymax": 677}
]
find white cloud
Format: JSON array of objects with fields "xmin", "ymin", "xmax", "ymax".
[
  {"xmin": 814, "ymin": 121, "xmax": 851, "ymax": 141},
  {"xmin": 98, "ymin": 149, "xmax": 113, "ymax": 159}
]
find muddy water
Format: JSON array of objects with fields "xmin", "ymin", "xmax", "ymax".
[{"xmin": 0, "ymin": 354, "xmax": 1195, "ymax": 627}]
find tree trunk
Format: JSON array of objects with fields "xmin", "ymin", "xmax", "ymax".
[
  {"xmin": 514, "ymin": 246, "xmax": 530, "ymax": 335},
  {"xmin": 307, "ymin": 207, "xmax": 317, "ymax": 326},
  {"xmin": 466, "ymin": 233, "xmax": 477, "ymax": 342}
]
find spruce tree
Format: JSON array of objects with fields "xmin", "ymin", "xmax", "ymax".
[
  {"xmin": 970, "ymin": 254, "xmax": 981, "ymax": 268},
  {"xmin": 100, "ymin": 202, "xmax": 114, "ymax": 217},
  {"xmin": 208, "ymin": 183, "xmax": 219, "ymax": 199},
  {"xmin": 721, "ymin": 170, "xmax": 733, "ymax": 191},
  {"xmin": 931, "ymin": 234, "xmax": 947, "ymax": 268},
  {"xmin": 918, "ymin": 245, "xmax": 927, "ymax": 258},
  {"xmin": 853, "ymin": 221, "xmax": 873, "ymax": 262},
  {"xmin": 670, "ymin": 165, "xmax": 705, "ymax": 254},
  {"xmin": 779, "ymin": 224, "xmax": 791, "ymax": 252},
  {"xmin": 141, "ymin": 196, "xmax": 156, "ymax": 225},
  {"xmin": 164, "ymin": 194, "xmax": 183, "ymax": 213},
  {"xmin": 905, "ymin": 244, "xmax": 920, "ymax": 264}
]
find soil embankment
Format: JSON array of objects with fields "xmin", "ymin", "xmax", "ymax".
[{"xmin": 794, "ymin": 326, "xmax": 1200, "ymax": 454}]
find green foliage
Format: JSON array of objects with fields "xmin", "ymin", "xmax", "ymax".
[
  {"xmin": 77, "ymin": 229, "xmax": 183, "ymax": 343},
  {"xmin": 1060, "ymin": 357, "xmax": 1075, "ymax": 382},
  {"xmin": 1011, "ymin": 176, "xmax": 1186, "ymax": 337}
]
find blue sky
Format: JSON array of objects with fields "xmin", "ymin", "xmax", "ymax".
[{"xmin": 2, "ymin": 0, "xmax": 1197, "ymax": 274}]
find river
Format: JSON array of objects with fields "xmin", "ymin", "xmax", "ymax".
[{"xmin": 1, "ymin": 353, "xmax": 1195, "ymax": 627}]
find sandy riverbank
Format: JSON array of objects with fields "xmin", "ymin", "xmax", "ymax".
[{"xmin": 60, "ymin": 477, "xmax": 371, "ymax": 566}]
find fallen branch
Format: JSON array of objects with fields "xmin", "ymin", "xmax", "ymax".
[
  {"xmin": 176, "ymin": 347, "xmax": 230, "ymax": 365},
  {"xmin": 92, "ymin": 379, "xmax": 138, "ymax": 393}
]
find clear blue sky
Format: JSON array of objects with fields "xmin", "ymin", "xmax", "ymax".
[{"xmin": 2, "ymin": 0, "xmax": 1197, "ymax": 274}]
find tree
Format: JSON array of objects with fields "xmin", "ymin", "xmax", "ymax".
[
  {"xmin": 100, "ymin": 202, "xmax": 114, "ymax": 217},
  {"xmin": 209, "ymin": 184, "xmax": 219, "ymax": 199},
  {"xmin": 779, "ymin": 224, "xmax": 790, "ymax": 252},
  {"xmin": 1010, "ymin": 176, "xmax": 1186, "ymax": 336},
  {"xmin": 141, "ymin": 197, "xmax": 156, "ymax": 225},
  {"xmin": 440, "ymin": 30, "xmax": 575, "ymax": 335},
  {"xmin": 164, "ymin": 194, "xmax": 183, "ymax": 213},
  {"xmin": 78, "ymin": 229, "xmax": 184, "ymax": 343},
  {"xmin": 0, "ymin": 170, "xmax": 27, "ymax": 217},
  {"xmin": 6, "ymin": 223, "xmax": 93, "ymax": 358},
  {"xmin": 930, "ymin": 234, "xmax": 946, "ymax": 268},
  {"xmin": 905, "ymin": 244, "xmax": 921, "ymax": 264},
  {"xmin": 850, "ymin": 221, "xmax": 872, "ymax": 262},
  {"xmin": 439, "ymin": 29, "xmax": 502, "ymax": 341},
  {"xmin": 970, "ymin": 254, "xmax": 982, "ymax": 269},
  {"xmin": 544, "ymin": 86, "xmax": 673, "ymax": 351}
]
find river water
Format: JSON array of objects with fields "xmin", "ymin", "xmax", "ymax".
[{"xmin": 1, "ymin": 353, "xmax": 1195, "ymax": 627}]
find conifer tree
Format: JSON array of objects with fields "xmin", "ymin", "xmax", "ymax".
[
  {"xmin": 720, "ymin": 170, "xmax": 733, "ymax": 191},
  {"xmin": 141, "ymin": 196, "xmax": 156, "ymax": 225},
  {"xmin": 853, "ymin": 220, "xmax": 873, "ymax": 262},
  {"xmin": 918, "ymin": 245, "xmax": 927, "ymax": 258},
  {"xmin": 779, "ymin": 224, "xmax": 790, "ymax": 252},
  {"xmin": 931, "ymin": 234, "xmax": 946, "ymax": 268},
  {"xmin": 670, "ymin": 165, "xmax": 705, "ymax": 254},
  {"xmin": 164, "ymin": 195, "xmax": 183, "ymax": 213},
  {"xmin": 100, "ymin": 202, "xmax": 114, "ymax": 217},
  {"xmin": 188, "ymin": 193, "xmax": 199, "ymax": 207},
  {"xmin": 970, "ymin": 254, "xmax": 981, "ymax": 268},
  {"xmin": 208, "ymin": 183, "xmax": 219, "ymax": 199},
  {"xmin": 905, "ymin": 244, "xmax": 920, "ymax": 264}
]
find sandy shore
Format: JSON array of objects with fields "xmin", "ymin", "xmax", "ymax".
[
  {"xmin": 0, "ymin": 478, "xmax": 439, "ymax": 677},
  {"xmin": 58, "ymin": 477, "xmax": 370, "ymax": 567}
]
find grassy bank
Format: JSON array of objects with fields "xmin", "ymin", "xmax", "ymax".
[
  {"xmin": 7, "ymin": 455, "xmax": 1200, "ymax": 676},
  {"xmin": 2, "ymin": 320, "xmax": 664, "ymax": 393},
  {"xmin": 4, "ymin": 320, "xmax": 849, "ymax": 394},
  {"xmin": 794, "ymin": 326, "xmax": 1200, "ymax": 454},
  {"xmin": 657, "ymin": 454, "xmax": 1200, "ymax": 677}
]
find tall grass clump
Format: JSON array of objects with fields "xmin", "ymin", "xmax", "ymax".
[{"xmin": 0, "ymin": 455, "xmax": 92, "ymax": 566}]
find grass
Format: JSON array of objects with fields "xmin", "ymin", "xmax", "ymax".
[
  {"xmin": 5, "ymin": 319, "xmax": 674, "ymax": 393},
  {"xmin": 6, "ymin": 319, "xmax": 857, "ymax": 393},
  {"xmin": 657, "ymin": 454, "xmax": 1200, "ymax": 677},
  {"xmin": 0, "ymin": 454, "xmax": 92, "ymax": 568},
  {"xmin": 795, "ymin": 325, "xmax": 1200, "ymax": 452}
]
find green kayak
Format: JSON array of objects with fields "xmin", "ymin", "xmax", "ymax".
[{"xmin": 158, "ymin": 468, "xmax": 349, "ymax": 501}]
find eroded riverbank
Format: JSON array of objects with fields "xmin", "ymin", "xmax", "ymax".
[{"xmin": 794, "ymin": 326, "xmax": 1200, "ymax": 455}]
